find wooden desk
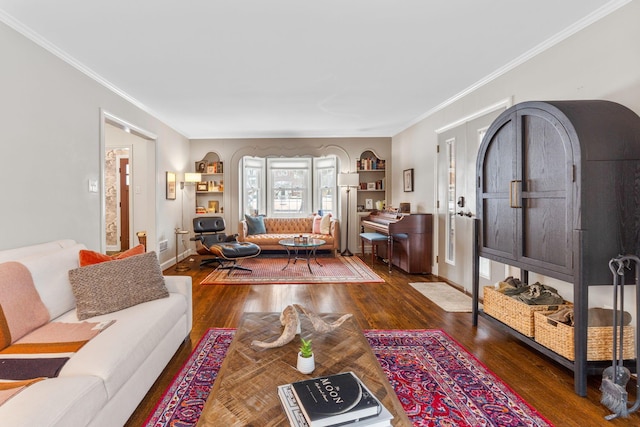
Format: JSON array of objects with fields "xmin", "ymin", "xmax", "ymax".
[{"xmin": 197, "ymin": 312, "xmax": 411, "ymax": 426}]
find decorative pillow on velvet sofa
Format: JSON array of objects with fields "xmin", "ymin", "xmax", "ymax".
[
  {"xmin": 245, "ymin": 214, "xmax": 266, "ymax": 235},
  {"xmin": 69, "ymin": 251, "xmax": 168, "ymax": 320},
  {"xmin": 0, "ymin": 262, "xmax": 50, "ymax": 349},
  {"xmin": 78, "ymin": 244, "xmax": 145, "ymax": 267},
  {"xmin": 312, "ymin": 215, "xmax": 322, "ymax": 234},
  {"xmin": 320, "ymin": 213, "xmax": 332, "ymax": 235}
]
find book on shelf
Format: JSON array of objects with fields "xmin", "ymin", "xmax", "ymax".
[
  {"xmin": 277, "ymin": 382, "xmax": 393, "ymax": 427},
  {"xmin": 356, "ymin": 158, "xmax": 385, "ymax": 171},
  {"xmin": 286, "ymin": 372, "xmax": 388, "ymax": 427}
]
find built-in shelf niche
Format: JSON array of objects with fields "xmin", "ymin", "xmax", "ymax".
[
  {"xmin": 356, "ymin": 150, "xmax": 386, "ymax": 212},
  {"xmin": 194, "ymin": 152, "xmax": 224, "ymax": 216}
]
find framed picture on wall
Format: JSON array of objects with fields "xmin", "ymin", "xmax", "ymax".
[
  {"xmin": 403, "ymin": 168, "xmax": 414, "ymax": 192},
  {"xmin": 166, "ymin": 171, "xmax": 176, "ymax": 200}
]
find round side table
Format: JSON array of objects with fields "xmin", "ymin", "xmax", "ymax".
[{"xmin": 174, "ymin": 228, "xmax": 190, "ymax": 272}]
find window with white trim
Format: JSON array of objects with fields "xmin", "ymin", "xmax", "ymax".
[
  {"xmin": 242, "ymin": 157, "xmax": 265, "ymax": 216},
  {"xmin": 314, "ymin": 157, "xmax": 337, "ymax": 215},
  {"xmin": 446, "ymin": 137, "xmax": 456, "ymax": 264},
  {"xmin": 241, "ymin": 156, "xmax": 337, "ymax": 218},
  {"xmin": 267, "ymin": 158, "xmax": 312, "ymax": 217}
]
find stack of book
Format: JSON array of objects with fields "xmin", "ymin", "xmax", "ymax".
[{"xmin": 277, "ymin": 372, "xmax": 393, "ymax": 427}]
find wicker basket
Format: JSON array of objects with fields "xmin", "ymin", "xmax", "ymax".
[
  {"xmin": 482, "ymin": 286, "xmax": 568, "ymax": 337},
  {"xmin": 534, "ymin": 310, "xmax": 635, "ymax": 361}
]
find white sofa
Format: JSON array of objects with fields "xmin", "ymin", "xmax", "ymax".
[{"xmin": 0, "ymin": 240, "xmax": 192, "ymax": 427}]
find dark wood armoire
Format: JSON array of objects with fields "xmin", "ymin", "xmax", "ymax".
[{"xmin": 472, "ymin": 100, "xmax": 640, "ymax": 396}]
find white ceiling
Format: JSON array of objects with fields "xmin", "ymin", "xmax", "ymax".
[{"xmin": 0, "ymin": 0, "xmax": 624, "ymax": 139}]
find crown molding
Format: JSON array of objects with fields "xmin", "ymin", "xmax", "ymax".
[{"xmin": 0, "ymin": 9, "xmax": 189, "ymax": 138}]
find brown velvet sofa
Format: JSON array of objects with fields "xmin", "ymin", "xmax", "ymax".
[{"xmin": 238, "ymin": 217, "xmax": 339, "ymax": 254}]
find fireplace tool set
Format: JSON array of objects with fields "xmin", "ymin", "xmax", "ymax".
[{"xmin": 601, "ymin": 255, "xmax": 640, "ymax": 420}]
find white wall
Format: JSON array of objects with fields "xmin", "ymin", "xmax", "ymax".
[
  {"xmin": 0, "ymin": 21, "xmax": 189, "ymax": 266},
  {"xmin": 391, "ymin": 1, "xmax": 640, "ymax": 309}
]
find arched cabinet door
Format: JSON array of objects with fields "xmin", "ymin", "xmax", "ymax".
[
  {"xmin": 516, "ymin": 105, "xmax": 574, "ymax": 277},
  {"xmin": 476, "ymin": 110, "xmax": 518, "ymax": 263},
  {"xmin": 477, "ymin": 103, "xmax": 575, "ymax": 278}
]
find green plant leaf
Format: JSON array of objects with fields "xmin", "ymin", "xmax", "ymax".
[{"xmin": 299, "ymin": 337, "xmax": 313, "ymax": 358}]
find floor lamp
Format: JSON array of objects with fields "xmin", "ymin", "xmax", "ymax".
[
  {"xmin": 175, "ymin": 172, "xmax": 201, "ymax": 272},
  {"xmin": 338, "ymin": 172, "xmax": 359, "ymax": 256}
]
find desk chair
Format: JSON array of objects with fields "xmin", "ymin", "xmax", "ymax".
[{"xmin": 192, "ymin": 217, "xmax": 261, "ymax": 275}]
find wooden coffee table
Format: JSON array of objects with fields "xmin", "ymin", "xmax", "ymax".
[{"xmin": 197, "ymin": 312, "xmax": 411, "ymax": 426}]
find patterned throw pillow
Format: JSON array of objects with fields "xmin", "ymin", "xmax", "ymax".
[
  {"xmin": 245, "ymin": 215, "xmax": 266, "ymax": 235},
  {"xmin": 78, "ymin": 244, "xmax": 145, "ymax": 267},
  {"xmin": 69, "ymin": 251, "xmax": 168, "ymax": 320}
]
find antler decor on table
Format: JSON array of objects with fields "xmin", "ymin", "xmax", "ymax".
[
  {"xmin": 293, "ymin": 304, "xmax": 352, "ymax": 333},
  {"xmin": 250, "ymin": 304, "xmax": 353, "ymax": 349}
]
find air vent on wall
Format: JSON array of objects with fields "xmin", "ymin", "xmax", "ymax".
[{"xmin": 158, "ymin": 240, "xmax": 168, "ymax": 252}]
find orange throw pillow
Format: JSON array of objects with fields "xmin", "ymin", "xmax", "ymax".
[{"xmin": 79, "ymin": 244, "xmax": 145, "ymax": 267}]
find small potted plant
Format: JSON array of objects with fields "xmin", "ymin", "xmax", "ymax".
[{"xmin": 297, "ymin": 337, "xmax": 315, "ymax": 374}]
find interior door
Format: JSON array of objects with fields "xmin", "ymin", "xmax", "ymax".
[
  {"xmin": 438, "ymin": 108, "xmax": 505, "ymax": 289},
  {"xmin": 119, "ymin": 158, "xmax": 130, "ymax": 250}
]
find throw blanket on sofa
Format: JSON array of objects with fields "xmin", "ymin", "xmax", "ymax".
[{"xmin": 0, "ymin": 320, "xmax": 114, "ymax": 405}]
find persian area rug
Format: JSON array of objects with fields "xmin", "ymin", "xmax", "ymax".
[
  {"xmin": 200, "ymin": 255, "xmax": 384, "ymax": 285},
  {"xmin": 145, "ymin": 329, "xmax": 553, "ymax": 427},
  {"xmin": 410, "ymin": 282, "xmax": 480, "ymax": 313}
]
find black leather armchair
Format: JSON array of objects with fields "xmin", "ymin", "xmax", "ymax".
[{"xmin": 192, "ymin": 217, "xmax": 261, "ymax": 274}]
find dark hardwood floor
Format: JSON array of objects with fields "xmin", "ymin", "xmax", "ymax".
[{"xmin": 125, "ymin": 255, "xmax": 638, "ymax": 426}]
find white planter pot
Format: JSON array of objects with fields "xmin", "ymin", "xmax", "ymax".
[{"xmin": 297, "ymin": 352, "xmax": 315, "ymax": 374}]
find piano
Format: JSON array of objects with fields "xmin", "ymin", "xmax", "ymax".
[{"xmin": 361, "ymin": 211, "xmax": 433, "ymax": 274}]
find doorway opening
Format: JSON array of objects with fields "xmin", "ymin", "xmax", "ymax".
[
  {"xmin": 105, "ymin": 148, "xmax": 130, "ymax": 253},
  {"xmin": 101, "ymin": 110, "xmax": 157, "ymax": 254}
]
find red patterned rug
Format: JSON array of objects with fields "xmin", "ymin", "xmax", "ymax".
[
  {"xmin": 200, "ymin": 255, "xmax": 384, "ymax": 284},
  {"xmin": 145, "ymin": 329, "xmax": 553, "ymax": 427}
]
